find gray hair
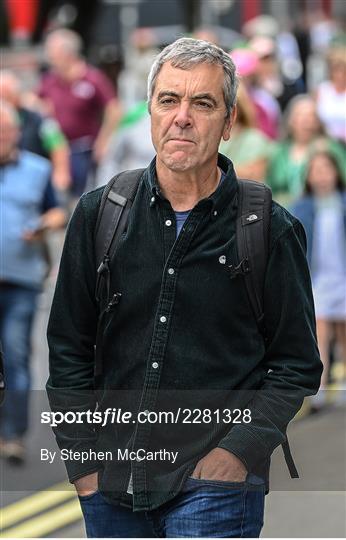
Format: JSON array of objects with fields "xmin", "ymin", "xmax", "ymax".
[{"xmin": 147, "ymin": 38, "xmax": 238, "ymax": 118}]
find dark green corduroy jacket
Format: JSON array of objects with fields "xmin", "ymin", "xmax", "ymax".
[{"xmin": 47, "ymin": 154, "xmax": 322, "ymax": 511}]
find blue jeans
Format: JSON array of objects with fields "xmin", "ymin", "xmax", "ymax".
[
  {"xmin": 69, "ymin": 141, "xmax": 94, "ymax": 197},
  {"xmin": 0, "ymin": 284, "xmax": 38, "ymax": 439},
  {"xmin": 79, "ymin": 473, "xmax": 265, "ymax": 538}
]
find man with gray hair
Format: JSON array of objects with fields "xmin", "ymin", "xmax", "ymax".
[
  {"xmin": 0, "ymin": 69, "xmax": 71, "ymax": 192},
  {"xmin": 0, "ymin": 101, "xmax": 66, "ymax": 463},
  {"xmin": 38, "ymin": 28, "xmax": 122, "ymax": 198},
  {"xmin": 47, "ymin": 38, "xmax": 321, "ymax": 537}
]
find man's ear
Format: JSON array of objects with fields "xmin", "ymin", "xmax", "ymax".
[{"xmin": 222, "ymin": 106, "xmax": 237, "ymax": 142}]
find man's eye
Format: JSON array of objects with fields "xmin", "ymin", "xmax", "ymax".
[
  {"xmin": 160, "ymin": 98, "xmax": 175, "ymax": 105},
  {"xmin": 195, "ymin": 101, "xmax": 212, "ymax": 109}
]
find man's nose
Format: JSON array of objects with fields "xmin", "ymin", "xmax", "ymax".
[{"xmin": 174, "ymin": 103, "xmax": 192, "ymax": 129}]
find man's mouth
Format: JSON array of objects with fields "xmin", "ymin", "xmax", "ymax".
[{"xmin": 168, "ymin": 138, "xmax": 195, "ymax": 144}]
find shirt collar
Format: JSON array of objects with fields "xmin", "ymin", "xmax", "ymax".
[{"xmin": 144, "ymin": 153, "xmax": 238, "ymax": 216}]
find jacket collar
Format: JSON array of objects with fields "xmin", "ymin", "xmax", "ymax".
[{"xmin": 144, "ymin": 153, "xmax": 238, "ymax": 217}]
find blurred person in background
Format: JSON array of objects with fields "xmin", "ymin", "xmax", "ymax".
[
  {"xmin": 117, "ymin": 28, "xmax": 159, "ymax": 110},
  {"xmin": 291, "ymin": 151, "xmax": 346, "ymax": 410},
  {"xmin": 38, "ymin": 28, "xmax": 122, "ymax": 198},
  {"xmin": 306, "ymin": 10, "xmax": 342, "ymax": 91},
  {"xmin": 266, "ymin": 94, "xmax": 346, "ymax": 206},
  {"xmin": 98, "ymin": 26, "xmax": 158, "ymax": 185},
  {"xmin": 0, "ymin": 69, "xmax": 71, "ymax": 194},
  {"xmin": 219, "ymin": 82, "xmax": 273, "ymax": 181},
  {"xmin": 249, "ymin": 35, "xmax": 304, "ymax": 112},
  {"xmin": 230, "ymin": 48, "xmax": 281, "ymax": 140},
  {"xmin": 0, "ymin": 101, "xmax": 66, "ymax": 463},
  {"xmin": 315, "ymin": 46, "xmax": 346, "ymax": 145},
  {"xmin": 193, "ymin": 27, "xmax": 220, "ymax": 45},
  {"xmin": 242, "ymin": 14, "xmax": 280, "ymax": 42},
  {"xmin": 96, "ymin": 100, "xmax": 155, "ymax": 186}
]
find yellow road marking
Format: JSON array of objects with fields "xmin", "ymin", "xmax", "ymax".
[
  {"xmin": 294, "ymin": 398, "xmax": 311, "ymax": 420},
  {"xmin": 0, "ymin": 499, "xmax": 82, "ymax": 538},
  {"xmin": 0, "ymin": 481, "xmax": 75, "ymax": 529}
]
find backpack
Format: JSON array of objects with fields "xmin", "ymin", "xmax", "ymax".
[{"xmin": 94, "ymin": 168, "xmax": 299, "ymax": 479}]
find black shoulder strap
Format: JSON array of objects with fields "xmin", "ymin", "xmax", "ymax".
[
  {"xmin": 235, "ymin": 179, "xmax": 299, "ymax": 479},
  {"xmin": 94, "ymin": 168, "xmax": 145, "ymax": 306},
  {"xmin": 235, "ymin": 179, "xmax": 272, "ymax": 339}
]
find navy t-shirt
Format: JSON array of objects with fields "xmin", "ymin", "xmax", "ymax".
[{"xmin": 174, "ymin": 171, "xmax": 225, "ymax": 237}]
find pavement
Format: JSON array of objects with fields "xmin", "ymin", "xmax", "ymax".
[{"xmin": 0, "ymin": 240, "xmax": 345, "ymax": 538}]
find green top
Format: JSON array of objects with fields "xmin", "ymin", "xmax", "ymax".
[
  {"xmin": 220, "ymin": 128, "xmax": 274, "ymax": 166},
  {"xmin": 266, "ymin": 138, "xmax": 346, "ymax": 207},
  {"xmin": 40, "ymin": 118, "xmax": 66, "ymax": 152},
  {"xmin": 118, "ymin": 100, "xmax": 148, "ymax": 129}
]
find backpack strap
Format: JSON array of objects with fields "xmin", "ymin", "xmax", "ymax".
[
  {"xmin": 282, "ymin": 437, "xmax": 299, "ymax": 478},
  {"xmin": 94, "ymin": 168, "xmax": 145, "ymax": 308},
  {"xmin": 234, "ymin": 179, "xmax": 299, "ymax": 479},
  {"xmin": 234, "ymin": 179, "xmax": 272, "ymax": 340}
]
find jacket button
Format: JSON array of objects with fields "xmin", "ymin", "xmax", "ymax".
[
  {"xmin": 152, "ymin": 362, "xmax": 159, "ymax": 369},
  {"xmin": 168, "ymin": 268, "xmax": 174, "ymax": 275},
  {"xmin": 160, "ymin": 316, "xmax": 167, "ymax": 323},
  {"xmin": 165, "ymin": 219, "xmax": 172, "ymax": 226}
]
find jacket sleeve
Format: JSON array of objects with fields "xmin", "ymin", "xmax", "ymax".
[
  {"xmin": 46, "ymin": 193, "xmax": 102, "ymax": 482},
  {"xmin": 218, "ymin": 219, "xmax": 323, "ymax": 471}
]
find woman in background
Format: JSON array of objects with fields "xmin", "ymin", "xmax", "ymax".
[
  {"xmin": 220, "ymin": 82, "xmax": 273, "ymax": 182},
  {"xmin": 266, "ymin": 94, "xmax": 345, "ymax": 206},
  {"xmin": 315, "ymin": 46, "xmax": 346, "ymax": 145},
  {"xmin": 291, "ymin": 150, "xmax": 346, "ymax": 409}
]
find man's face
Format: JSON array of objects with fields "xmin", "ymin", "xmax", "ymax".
[
  {"xmin": 0, "ymin": 75, "xmax": 20, "ymax": 108},
  {"xmin": 150, "ymin": 62, "xmax": 233, "ymax": 173},
  {"xmin": 45, "ymin": 37, "xmax": 72, "ymax": 75}
]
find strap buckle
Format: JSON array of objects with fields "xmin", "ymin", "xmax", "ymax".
[
  {"xmin": 96, "ymin": 255, "xmax": 111, "ymax": 303},
  {"xmin": 228, "ymin": 258, "xmax": 250, "ymax": 279},
  {"xmin": 97, "ymin": 255, "xmax": 110, "ymax": 276},
  {"xmin": 105, "ymin": 292, "xmax": 122, "ymax": 312}
]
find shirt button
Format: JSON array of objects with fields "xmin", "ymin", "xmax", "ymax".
[
  {"xmin": 160, "ymin": 316, "xmax": 167, "ymax": 323},
  {"xmin": 168, "ymin": 268, "xmax": 175, "ymax": 275},
  {"xmin": 165, "ymin": 219, "xmax": 172, "ymax": 227},
  {"xmin": 152, "ymin": 362, "xmax": 159, "ymax": 369}
]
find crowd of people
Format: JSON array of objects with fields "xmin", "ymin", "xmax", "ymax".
[{"xmin": 0, "ymin": 12, "xmax": 345, "ymax": 463}]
